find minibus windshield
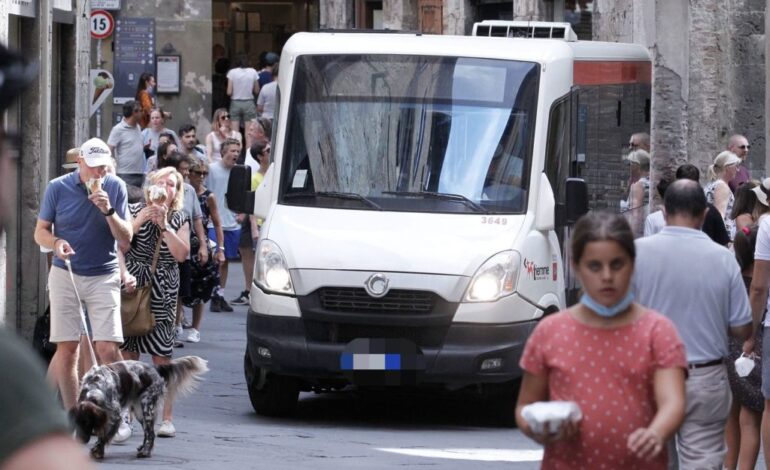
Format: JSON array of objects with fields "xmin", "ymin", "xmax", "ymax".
[{"xmin": 280, "ymin": 54, "xmax": 539, "ymax": 214}]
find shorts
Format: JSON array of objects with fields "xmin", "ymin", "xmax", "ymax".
[
  {"xmin": 239, "ymin": 216, "xmax": 256, "ymax": 249},
  {"xmin": 229, "ymin": 99, "xmax": 257, "ymax": 123},
  {"xmin": 208, "ymin": 227, "xmax": 241, "ymax": 260},
  {"xmin": 117, "ymin": 173, "xmax": 144, "ymax": 189},
  {"xmin": 48, "ymin": 266, "xmax": 122, "ymax": 343},
  {"xmin": 178, "ymin": 261, "xmax": 192, "ymax": 298}
]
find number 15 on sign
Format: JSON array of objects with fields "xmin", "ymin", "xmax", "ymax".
[{"xmin": 90, "ymin": 10, "xmax": 115, "ymax": 40}]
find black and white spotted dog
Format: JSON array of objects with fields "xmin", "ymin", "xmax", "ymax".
[{"xmin": 71, "ymin": 356, "xmax": 208, "ymax": 459}]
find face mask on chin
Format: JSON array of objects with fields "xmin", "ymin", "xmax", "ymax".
[{"xmin": 580, "ymin": 291, "xmax": 634, "ymax": 318}]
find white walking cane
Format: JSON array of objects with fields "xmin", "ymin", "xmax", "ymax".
[{"xmin": 63, "ymin": 258, "xmax": 99, "ymax": 370}]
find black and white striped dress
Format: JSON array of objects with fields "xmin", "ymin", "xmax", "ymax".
[{"xmin": 121, "ymin": 203, "xmax": 186, "ymax": 357}]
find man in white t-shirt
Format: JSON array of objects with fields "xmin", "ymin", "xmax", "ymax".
[
  {"xmin": 257, "ymin": 63, "xmax": 278, "ymax": 120},
  {"xmin": 227, "ymin": 54, "xmax": 260, "ymax": 133}
]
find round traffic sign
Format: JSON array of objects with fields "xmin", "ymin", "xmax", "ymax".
[{"xmin": 90, "ymin": 10, "xmax": 114, "ymax": 39}]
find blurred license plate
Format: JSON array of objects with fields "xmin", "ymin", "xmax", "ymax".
[{"xmin": 340, "ymin": 353, "xmax": 401, "ymax": 370}]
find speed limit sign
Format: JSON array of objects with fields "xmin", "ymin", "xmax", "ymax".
[{"xmin": 90, "ymin": 10, "xmax": 114, "ymax": 39}]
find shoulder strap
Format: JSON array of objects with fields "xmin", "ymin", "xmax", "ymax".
[{"xmin": 149, "ymin": 233, "xmax": 163, "ymax": 276}]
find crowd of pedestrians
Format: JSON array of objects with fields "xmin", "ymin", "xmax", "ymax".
[
  {"xmin": 517, "ymin": 133, "xmax": 770, "ymax": 469},
  {"xmin": 26, "ymin": 50, "xmax": 279, "ymax": 447}
]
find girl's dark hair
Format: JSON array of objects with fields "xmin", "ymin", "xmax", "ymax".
[
  {"xmin": 730, "ymin": 181, "xmax": 758, "ymax": 220},
  {"xmin": 571, "ymin": 211, "xmax": 635, "ymax": 264},
  {"xmin": 734, "ymin": 225, "xmax": 759, "ymax": 272},
  {"xmin": 136, "ymin": 73, "xmax": 154, "ymax": 94}
]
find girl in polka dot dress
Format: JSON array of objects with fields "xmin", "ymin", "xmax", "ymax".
[{"xmin": 515, "ymin": 212, "xmax": 687, "ymax": 469}]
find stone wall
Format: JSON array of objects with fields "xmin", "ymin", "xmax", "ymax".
[{"xmin": 594, "ymin": 0, "xmax": 766, "ymax": 186}]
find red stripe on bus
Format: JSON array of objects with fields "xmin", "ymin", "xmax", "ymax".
[{"xmin": 573, "ymin": 61, "xmax": 652, "ymax": 86}]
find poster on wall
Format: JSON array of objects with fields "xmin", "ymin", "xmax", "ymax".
[
  {"xmin": 156, "ymin": 55, "xmax": 181, "ymax": 94},
  {"xmin": 113, "ymin": 17, "xmax": 155, "ymax": 104},
  {"xmin": 89, "ymin": 69, "xmax": 114, "ymax": 116}
]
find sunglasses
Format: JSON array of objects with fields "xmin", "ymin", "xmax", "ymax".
[
  {"xmin": 739, "ymin": 145, "xmax": 751, "ymax": 150},
  {"xmin": 192, "ymin": 170, "xmax": 208, "ymax": 176},
  {"xmin": 221, "ymin": 115, "xmax": 230, "ymax": 120}
]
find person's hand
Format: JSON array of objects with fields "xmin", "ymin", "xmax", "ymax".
[
  {"xmin": 53, "ymin": 239, "xmax": 75, "ymax": 260},
  {"xmin": 525, "ymin": 419, "xmax": 580, "ymax": 445},
  {"xmin": 215, "ymin": 249, "xmax": 225, "ymax": 264},
  {"xmin": 88, "ymin": 189, "xmax": 111, "ymax": 214},
  {"xmin": 235, "ymin": 213, "xmax": 246, "ymax": 223},
  {"xmin": 627, "ymin": 427, "xmax": 664, "ymax": 460},
  {"xmin": 151, "ymin": 204, "xmax": 168, "ymax": 229},
  {"xmin": 144, "ymin": 139, "xmax": 152, "ymax": 150},
  {"xmin": 219, "ymin": 124, "xmax": 229, "ymax": 135},
  {"xmin": 137, "ymin": 205, "xmax": 155, "ymax": 225},
  {"xmin": 251, "ymin": 225, "xmax": 259, "ymax": 241},
  {"xmin": 122, "ymin": 272, "xmax": 137, "ymax": 293},
  {"xmin": 198, "ymin": 245, "xmax": 209, "ymax": 265},
  {"xmin": 743, "ymin": 337, "xmax": 756, "ymax": 355}
]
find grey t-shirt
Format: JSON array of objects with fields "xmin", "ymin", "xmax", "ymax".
[
  {"xmin": 108, "ymin": 119, "xmax": 144, "ymax": 175},
  {"xmin": 633, "ymin": 226, "xmax": 751, "ymax": 363},
  {"xmin": 206, "ymin": 161, "xmax": 238, "ymax": 230}
]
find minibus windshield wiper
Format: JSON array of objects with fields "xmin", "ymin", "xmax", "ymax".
[
  {"xmin": 382, "ymin": 191, "xmax": 487, "ymax": 213},
  {"xmin": 284, "ymin": 191, "xmax": 382, "ymax": 210}
]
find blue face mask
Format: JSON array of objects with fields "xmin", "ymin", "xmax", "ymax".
[{"xmin": 580, "ymin": 291, "xmax": 634, "ymax": 318}]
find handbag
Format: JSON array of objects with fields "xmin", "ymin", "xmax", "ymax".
[{"xmin": 121, "ymin": 236, "xmax": 162, "ymax": 337}]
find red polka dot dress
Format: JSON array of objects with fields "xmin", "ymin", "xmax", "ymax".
[{"xmin": 520, "ymin": 310, "xmax": 687, "ymax": 470}]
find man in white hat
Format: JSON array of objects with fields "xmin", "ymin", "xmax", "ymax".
[{"xmin": 33, "ymin": 137, "xmax": 133, "ymax": 411}]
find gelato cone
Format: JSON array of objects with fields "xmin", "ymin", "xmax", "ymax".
[
  {"xmin": 149, "ymin": 185, "xmax": 168, "ymax": 205},
  {"xmin": 86, "ymin": 177, "xmax": 103, "ymax": 194},
  {"xmin": 92, "ymin": 74, "xmax": 114, "ymax": 105}
]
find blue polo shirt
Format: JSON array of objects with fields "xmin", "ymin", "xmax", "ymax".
[{"xmin": 38, "ymin": 171, "xmax": 128, "ymax": 276}]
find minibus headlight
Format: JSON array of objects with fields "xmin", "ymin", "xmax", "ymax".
[
  {"xmin": 255, "ymin": 239, "xmax": 295, "ymax": 295},
  {"xmin": 464, "ymin": 251, "xmax": 520, "ymax": 302}
]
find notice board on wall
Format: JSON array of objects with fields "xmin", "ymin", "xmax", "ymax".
[{"xmin": 113, "ymin": 17, "xmax": 155, "ymax": 104}]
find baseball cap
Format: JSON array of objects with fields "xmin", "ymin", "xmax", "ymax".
[
  {"xmin": 625, "ymin": 149, "xmax": 650, "ymax": 167},
  {"xmin": 713, "ymin": 150, "xmax": 742, "ymax": 168},
  {"xmin": 265, "ymin": 52, "xmax": 280, "ymax": 65},
  {"xmin": 752, "ymin": 178, "xmax": 770, "ymax": 207},
  {"xmin": 79, "ymin": 138, "xmax": 112, "ymax": 167}
]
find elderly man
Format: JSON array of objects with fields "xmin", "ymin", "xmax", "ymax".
[
  {"xmin": 0, "ymin": 43, "xmax": 96, "ymax": 470},
  {"xmin": 633, "ymin": 179, "xmax": 751, "ymax": 469},
  {"xmin": 727, "ymin": 134, "xmax": 751, "ymax": 193},
  {"xmin": 34, "ymin": 137, "xmax": 133, "ymax": 411}
]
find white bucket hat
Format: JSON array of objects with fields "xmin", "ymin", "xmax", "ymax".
[{"xmin": 752, "ymin": 178, "xmax": 770, "ymax": 207}]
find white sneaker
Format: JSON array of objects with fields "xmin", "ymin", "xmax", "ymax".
[
  {"xmin": 157, "ymin": 420, "xmax": 176, "ymax": 438},
  {"xmin": 185, "ymin": 328, "xmax": 200, "ymax": 343},
  {"xmin": 174, "ymin": 325, "xmax": 184, "ymax": 339},
  {"xmin": 112, "ymin": 412, "xmax": 132, "ymax": 444}
]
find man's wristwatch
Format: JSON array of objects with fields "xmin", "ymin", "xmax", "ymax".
[{"xmin": 102, "ymin": 207, "xmax": 115, "ymax": 216}]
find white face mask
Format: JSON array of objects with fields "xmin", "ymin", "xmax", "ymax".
[{"xmin": 735, "ymin": 353, "xmax": 755, "ymax": 378}]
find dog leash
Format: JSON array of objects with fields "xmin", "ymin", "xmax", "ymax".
[{"xmin": 64, "ymin": 258, "xmax": 99, "ymax": 369}]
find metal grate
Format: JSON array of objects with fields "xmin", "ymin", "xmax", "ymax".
[{"xmin": 318, "ymin": 288, "xmax": 435, "ymax": 314}]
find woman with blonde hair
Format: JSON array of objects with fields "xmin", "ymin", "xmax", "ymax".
[
  {"xmin": 706, "ymin": 150, "xmax": 742, "ymax": 239},
  {"xmin": 623, "ymin": 149, "xmax": 650, "ymax": 237},
  {"xmin": 120, "ymin": 167, "xmax": 190, "ymax": 437},
  {"xmin": 205, "ymin": 108, "xmax": 241, "ymax": 163}
]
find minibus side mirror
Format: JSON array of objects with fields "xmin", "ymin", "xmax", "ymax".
[
  {"xmin": 226, "ymin": 165, "xmax": 254, "ymax": 215},
  {"xmin": 565, "ymin": 178, "xmax": 588, "ymax": 224}
]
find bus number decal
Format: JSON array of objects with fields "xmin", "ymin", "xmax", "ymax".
[{"xmin": 481, "ymin": 217, "xmax": 507, "ymax": 225}]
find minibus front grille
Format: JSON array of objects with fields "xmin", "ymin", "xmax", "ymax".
[
  {"xmin": 318, "ymin": 288, "xmax": 435, "ymax": 314},
  {"xmin": 303, "ymin": 320, "xmax": 450, "ymax": 347}
]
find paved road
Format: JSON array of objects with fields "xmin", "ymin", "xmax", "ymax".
[{"xmin": 98, "ymin": 262, "xmax": 542, "ymax": 469}]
